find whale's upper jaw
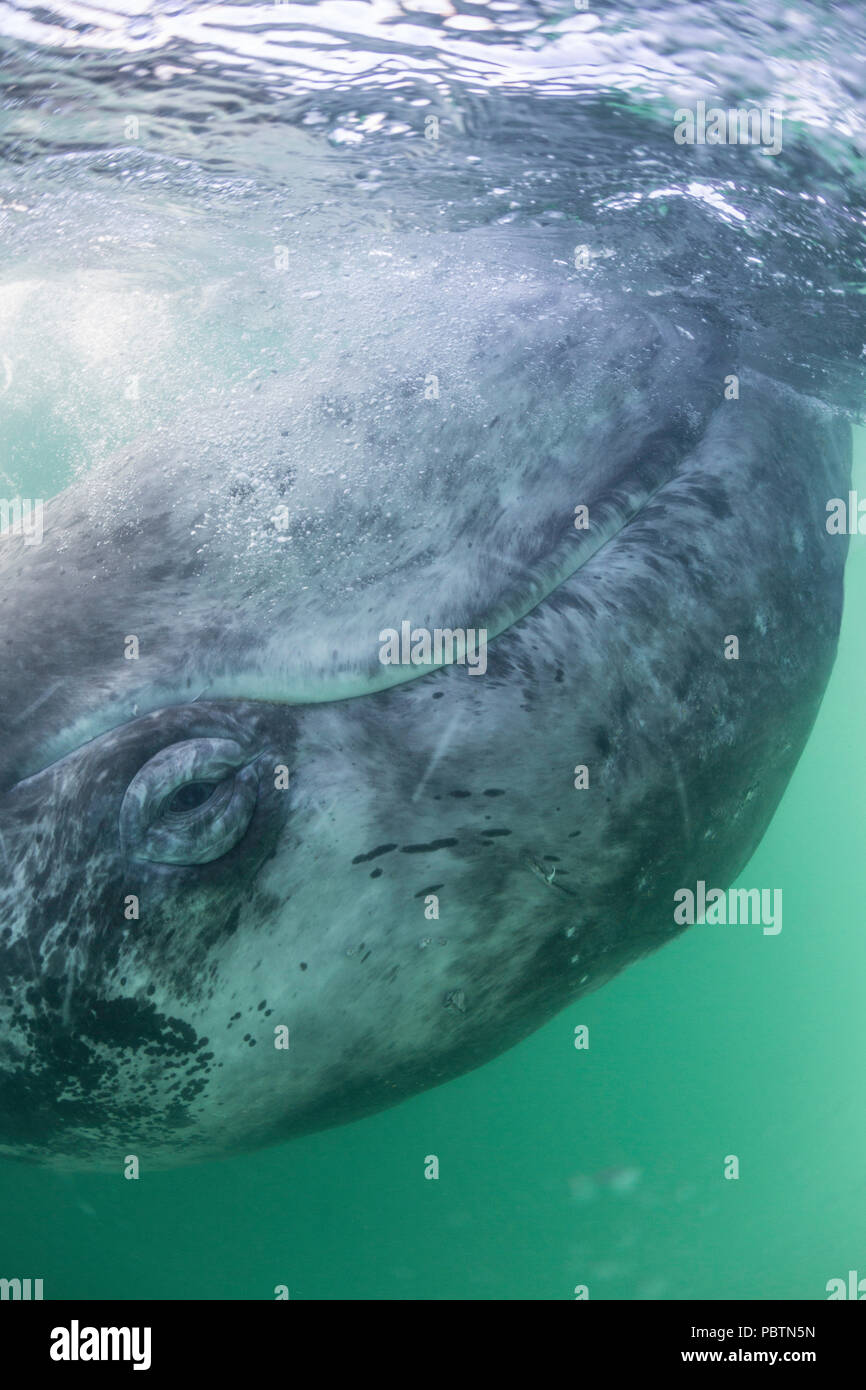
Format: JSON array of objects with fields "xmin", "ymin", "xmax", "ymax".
[{"xmin": 0, "ymin": 255, "xmax": 732, "ymax": 790}]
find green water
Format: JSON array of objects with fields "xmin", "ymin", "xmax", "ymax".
[{"xmin": 3, "ymin": 434, "xmax": 865, "ymax": 1300}]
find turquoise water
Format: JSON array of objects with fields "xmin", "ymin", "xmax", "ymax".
[{"xmin": 2, "ymin": 1, "xmax": 866, "ymax": 1300}]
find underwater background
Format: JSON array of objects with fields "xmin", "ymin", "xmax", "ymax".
[{"xmin": 1, "ymin": 0, "xmax": 866, "ymax": 1299}]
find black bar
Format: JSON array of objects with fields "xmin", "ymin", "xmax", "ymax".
[{"xmin": 2, "ymin": 1299, "xmax": 860, "ymax": 1376}]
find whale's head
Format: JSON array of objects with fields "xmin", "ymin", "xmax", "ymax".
[{"xmin": 0, "ymin": 242, "xmax": 851, "ymax": 1168}]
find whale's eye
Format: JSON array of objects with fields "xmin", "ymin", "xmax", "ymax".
[
  {"xmin": 165, "ymin": 781, "xmax": 220, "ymax": 815},
  {"xmin": 120, "ymin": 738, "xmax": 259, "ymax": 865}
]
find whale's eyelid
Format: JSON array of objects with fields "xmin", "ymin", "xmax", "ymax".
[
  {"xmin": 141, "ymin": 737, "xmax": 247, "ymax": 779},
  {"xmin": 120, "ymin": 739, "xmax": 260, "ymax": 866}
]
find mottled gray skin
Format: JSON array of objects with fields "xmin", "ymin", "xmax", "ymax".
[{"xmin": 0, "ymin": 233, "xmax": 851, "ymax": 1168}]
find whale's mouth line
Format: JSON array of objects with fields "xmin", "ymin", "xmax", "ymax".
[
  {"xmin": 484, "ymin": 466, "xmax": 677, "ymax": 640},
  {"xmin": 316, "ymin": 452, "xmax": 691, "ymax": 705},
  {"xmin": 7, "ymin": 427, "xmax": 699, "ymax": 792},
  {"xmin": 172, "ymin": 459, "xmax": 683, "ymax": 722}
]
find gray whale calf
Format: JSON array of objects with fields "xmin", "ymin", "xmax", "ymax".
[{"xmin": 0, "ymin": 235, "xmax": 851, "ymax": 1168}]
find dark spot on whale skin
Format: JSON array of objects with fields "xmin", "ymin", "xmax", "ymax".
[
  {"xmin": 554, "ymin": 668, "xmax": 564, "ymax": 683},
  {"xmin": 400, "ymin": 838, "xmax": 458, "ymax": 854},
  {"xmin": 0, "ymin": 986, "xmax": 209, "ymax": 1149},
  {"xmin": 257, "ymin": 1000, "xmax": 267, "ymax": 1010},
  {"xmin": 615, "ymin": 687, "xmax": 635, "ymax": 718},
  {"xmin": 481, "ymin": 828, "xmax": 511, "ymax": 837},
  {"xmin": 219, "ymin": 905, "xmax": 241, "ymax": 940},
  {"xmin": 254, "ymin": 890, "xmax": 282, "ymax": 918},
  {"xmin": 80, "ymin": 997, "xmax": 200, "ymax": 1053},
  {"xmin": 370, "ymin": 868, "xmax": 383, "ymax": 879},
  {"xmin": 414, "ymin": 884, "xmax": 444, "ymax": 898},
  {"xmin": 110, "ymin": 521, "xmax": 138, "ymax": 546},
  {"xmin": 449, "ymin": 789, "xmax": 471, "ymax": 798},
  {"xmin": 432, "ymin": 692, "xmax": 444, "ymax": 699},
  {"xmin": 483, "ymin": 788, "xmax": 506, "ymax": 797},
  {"xmin": 352, "ymin": 843, "xmax": 397, "ymax": 864},
  {"xmin": 299, "ymin": 963, "xmax": 307, "ymax": 971},
  {"xmin": 145, "ymin": 562, "xmax": 175, "ymax": 583},
  {"xmin": 685, "ymin": 477, "xmax": 732, "ymax": 521},
  {"xmin": 576, "ymin": 587, "xmax": 605, "ymax": 621},
  {"xmin": 177, "ymin": 1079, "xmax": 208, "ymax": 1104}
]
